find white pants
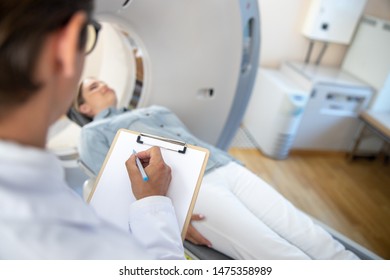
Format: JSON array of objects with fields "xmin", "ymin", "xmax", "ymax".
[{"xmin": 193, "ymin": 162, "xmax": 358, "ymax": 260}]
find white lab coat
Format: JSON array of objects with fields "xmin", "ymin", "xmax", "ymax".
[{"xmin": 0, "ymin": 141, "xmax": 184, "ymax": 259}]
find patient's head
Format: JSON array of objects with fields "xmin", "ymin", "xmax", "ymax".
[{"xmin": 75, "ymin": 77, "xmax": 117, "ymax": 118}]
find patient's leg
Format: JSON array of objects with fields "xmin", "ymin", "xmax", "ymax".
[
  {"xmin": 193, "ymin": 167, "xmax": 310, "ymax": 259},
  {"xmin": 193, "ymin": 162, "xmax": 359, "ymax": 260}
]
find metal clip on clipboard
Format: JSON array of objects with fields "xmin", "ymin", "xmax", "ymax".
[{"xmin": 136, "ymin": 133, "xmax": 187, "ymax": 154}]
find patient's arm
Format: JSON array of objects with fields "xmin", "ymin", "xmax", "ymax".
[
  {"xmin": 79, "ymin": 127, "xmax": 109, "ymax": 175},
  {"xmin": 186, "ymin": 214, "xmax": 212, "ymax": 247}
]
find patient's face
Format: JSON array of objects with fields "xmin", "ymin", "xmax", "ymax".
[{"xmin": 81, "ymin": 78, "xmax": 117, "ymax": 116}]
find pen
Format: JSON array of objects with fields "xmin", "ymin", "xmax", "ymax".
[{"xmin": 133, "ymin": 149, "xmax": 149, "ymax": 181}]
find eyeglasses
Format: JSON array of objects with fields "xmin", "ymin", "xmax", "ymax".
[{"xmin": 85, "ymin": 19, "xmax": 102, "ymax": 55}]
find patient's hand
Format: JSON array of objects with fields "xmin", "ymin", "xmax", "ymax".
[
  {"xmin": 126, "ymin": 146, "xmax": 171, "ymax": 200},
  {"xmin": 186, "ymin": 214, "xmax": 212, "ymax": 247}
]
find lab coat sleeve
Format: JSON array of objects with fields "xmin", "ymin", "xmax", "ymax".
[{"xmin": 128, "ymin": 196, "xmax": 185, "ymax": 259}]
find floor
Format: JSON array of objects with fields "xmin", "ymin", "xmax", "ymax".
[{"xmin": 228, "ymin": 126, "xmax": 390, "ymax": 259}]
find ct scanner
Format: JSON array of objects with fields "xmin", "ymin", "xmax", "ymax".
[
  {"xmin": 47, "ymin": 0, "xmax": 260, "ymax": 260},
  {"xmin": 46, "ymin": 0, "xmax": 380, "ymax": 260},
  {"xmin": 87, "ymin": 0, "xmax": 260, "ymax": 149},
  {"xmin": 48, "ymin": 0, "xmax": 260, "ymax": 172}
]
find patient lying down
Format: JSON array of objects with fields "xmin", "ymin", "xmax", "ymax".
[{"xmin": 73, "ymin": 77, "xmax": 359, "ymax": 260}]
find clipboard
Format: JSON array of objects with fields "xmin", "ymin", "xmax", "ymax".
[{"xmin": 87, "ymin": 128, "xmax": 209, "ymax": 240}]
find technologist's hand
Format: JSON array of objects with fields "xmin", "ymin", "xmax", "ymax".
[
  {"xmin": 185, "ymin": 214, "xmax": 212, "ymax": 247},
  {"xmin": 126, "ymin": 146, "xmax": 171, "ymax": 200}
]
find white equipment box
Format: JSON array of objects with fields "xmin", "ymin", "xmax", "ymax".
[
  {"xmin": 302, "ymin": 0, "xmax": 366, "ymax": 44},
  {"xmin": 281, "ymin": 62, "xmax": 373, "ymax": 151},
  {"xmin": 243, "ymin": 68, "xmax": 309, "ymax": 159}
]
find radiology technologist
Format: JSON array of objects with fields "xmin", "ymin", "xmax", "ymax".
[{"xmin": 0, "ymin": 0, "xmax": 184, "ymax": 259}]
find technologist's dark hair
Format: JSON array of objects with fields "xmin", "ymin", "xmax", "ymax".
[{"xmin": 0, "ymin": 0, "xmax": 94, "ymax": 115}]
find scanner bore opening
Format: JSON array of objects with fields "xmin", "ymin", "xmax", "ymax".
[{"xmin": 83, "ymin": 21, "xmax": 145, "ymax": 109}]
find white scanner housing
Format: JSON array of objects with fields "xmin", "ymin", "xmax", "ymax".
[{"xmin": 83, "ymin": 0, "xmax": 261, "ymax": 149}]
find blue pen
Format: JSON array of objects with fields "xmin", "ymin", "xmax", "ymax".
[{"xmin": 133, "ymin": 149, "xmax": 149, "ymax": 181}]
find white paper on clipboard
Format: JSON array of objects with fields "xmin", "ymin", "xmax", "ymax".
[{"xmin": 88, "ymin": 129, "xmax": 209, "ymax": 240}]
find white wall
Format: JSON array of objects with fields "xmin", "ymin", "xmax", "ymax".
[
  {"xmin": 258, "ymin": 0, "xmax": 390, "ymax": 69},
  {"xmin": 364, "ymin": 0, "xmax": 390, "ymax": 20}
]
